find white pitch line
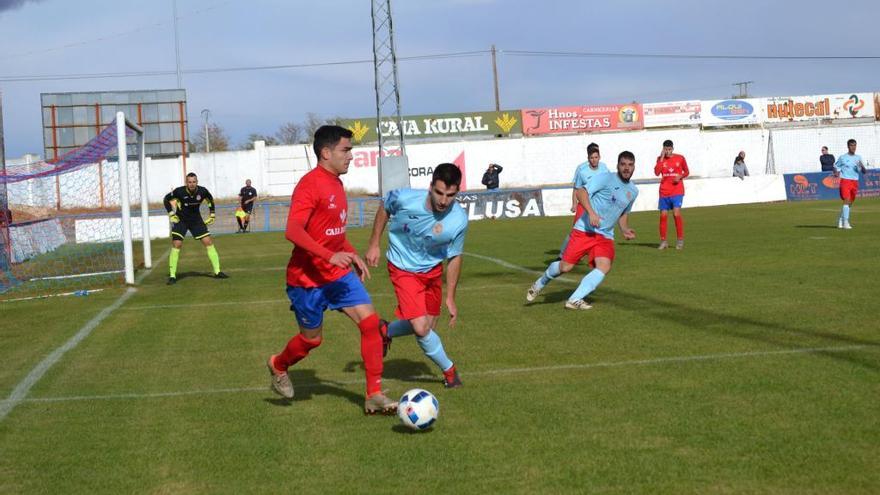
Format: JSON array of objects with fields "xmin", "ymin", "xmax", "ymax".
[
  {"xmin": 3, "ymin": 344, "xmax": 869, "ymax": 405},
  {"xmin": 463, "ymin": 251, "xmax": 579, "ymax": 284},
  {"xmin": 0, "ymin": 249, "xmax": 169, "ymax": 423}
]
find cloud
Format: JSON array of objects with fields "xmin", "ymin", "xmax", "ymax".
[{"xmin": 0, "ymin": 0, "xmax": 43, "ymax": 13}]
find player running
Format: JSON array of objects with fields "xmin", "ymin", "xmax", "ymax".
[
  {"xmin": 559, "ymin": 142, "xmax": 609, "ymax": 256},
  {"xmin": 654, "ymin": 139, "xmax": 689, "ymax": 250},
  {"xmin": 365, "ymin": 163, "xmax": 467, "ymax": 389},
  {"xmin": 833, "ymin": 138, "xmax": 868, "ymax": 229},
  {"xmin": 527, "ymin": 151, "xmax": 639, "ymax": 310},
  {"xmin": 163, "ymin": 173, "xmax": 228, "ymax": 284},
  {"xmin": 266, "ymin": 125, "xmax": 396, "ymax": 415}
]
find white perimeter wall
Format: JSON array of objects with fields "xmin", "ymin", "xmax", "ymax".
[{"xmin": 20, "ymin": 122, "xmax": 874, "ymax": 206}]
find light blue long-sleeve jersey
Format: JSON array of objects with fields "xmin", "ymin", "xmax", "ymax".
[
  {"xmin": 572, "ymin": 161, "xmax": 610, "ymax": 188},
  {"xmin": 384, "ymin": 188, "xmax": 469, "ymax": 273},
  {"xmin": 572, "ymin": 171, "xmax": 639, "ymax": 240},
  {"xmin": 834, "ymin": 153, "xmax": 865, "ymax": 180}
]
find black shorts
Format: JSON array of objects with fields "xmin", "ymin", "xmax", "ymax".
[
  {"xmin": 242, "ymin": 203, "xmax": 254, "ymax": 214},
  {"xmin": 171, "ymin": 218, "xmax": 210, "ymax": 240}
]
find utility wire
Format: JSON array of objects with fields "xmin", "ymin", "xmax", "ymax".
[
  {"xmin": 0, "ymin": 50, "xmax": 490, "ymax": 82},
  {"xmin": 504, "ymin": 49, "xmax": 880, "ymax": 60}
]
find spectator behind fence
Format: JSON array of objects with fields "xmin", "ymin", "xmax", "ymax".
[
  {"xmin": 481, "ymin": 163, "xmax": 503, "ymax": 190},
  {"xmin": 820, "ymin": 146, "xmax": 835, "ymax": 172},
  {"xmin": 733, "ymin": 151, "xmax": 749, "ymax": 180}
]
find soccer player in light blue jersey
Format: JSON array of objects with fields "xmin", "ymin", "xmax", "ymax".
[
  {"xmin": 366, "ymin": 163, "xmax": 468, "ymax": 388},
  {"xmin": 833, "ymin": 138, "xmax": 867, "ymax": 229},
  {"xmin": 559, "ymin": 143, "xmax": 610, "ymax": 256},
  {"xmin": 528, "ymin": 151, "xmax": 639, "ymax": 310}
]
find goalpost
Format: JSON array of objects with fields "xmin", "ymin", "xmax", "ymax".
[{"xmin": 0, "ymin": 112, "xmax": 151, "ymax": 298}]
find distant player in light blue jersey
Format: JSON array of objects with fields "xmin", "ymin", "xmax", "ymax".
[
  {"xmin": 833, "ymin": 138, "xmax": 867, "ymax": 229},
  {"xmin": 528, "ymin": 151, "xmax": 639, "ymax": 310},
  {"xmin": 559, "ymin": 143, "xmax": 609, "ymax": 256},
  {"xmin": 366, "ymin": 163, "xmax": 468, "ymax": 388}
]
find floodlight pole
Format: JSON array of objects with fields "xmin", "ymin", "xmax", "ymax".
[
  {"xmin": 201, "ymin": 109, "xmax": 211, "ymax": 153},
  {"xmin": 172, "ymin": 0, "xmax": 183, "ymax": 89},
  {"xmin": 371, "ymin": 0, "xmax": 410, "ymax": 195}
]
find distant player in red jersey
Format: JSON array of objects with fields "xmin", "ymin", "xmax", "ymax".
[
  {"xmin": 266, "ymin": 125, "xmax": 397, "ymax": 415},
  {"xmin": 654, "ymin": 139, "xmax": 689, "ymax": 250}
]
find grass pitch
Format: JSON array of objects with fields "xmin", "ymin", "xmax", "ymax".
[{"xmin": 1, "ymin": 198, "xmax": 878, "ymax": 494}]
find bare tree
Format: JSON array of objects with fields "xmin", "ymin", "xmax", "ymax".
[
  {"xmin": 239, "ymin": 133, "xmax": 279, "ymax": 150},
  {"xmin": 192, "ymin": 123, "xmax": 230, "ymax": 152},
  {"xmin": 275, "ymin": 121, "xmax": 304, "ymax": 145},
  {"xmin": 303, "ymin": 112, "xmax": 340, "ymax": 138}
]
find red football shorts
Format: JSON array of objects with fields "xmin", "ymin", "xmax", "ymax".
[
  {"xmin": 561, "ymin": 229, "xmax": 615, "ymax": 268},
  {"xmin": 388, "ymin": 262, "xmax": 443, "ymax": 320},
  {"xmin": 839, "ymin": 178, "xmax": 858, "ymax": 202}
]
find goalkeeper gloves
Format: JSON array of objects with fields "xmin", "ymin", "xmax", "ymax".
[
  {"xmin": 168, "ymin": 212, "xmax": 180, "ymax": 223},
  {"xmin": 205, "ymin": 213, "xmax": 216, "ymax": 225}
]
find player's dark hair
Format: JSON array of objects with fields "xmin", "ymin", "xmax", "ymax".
[
  {"xmin": 847, "ymin": 138, "xmax": 857, "ymax": 146},
  {"xmin": 618, "ymin": 151, "xmax": 635, "ymax": 163},
  {"xmin": 432, "ymin": 163, "xmax": 462, "ymax": 187},
  {"xmin": 186, "ymin": 172, "xmax": 197, "ymax": 179},
  {"xmin": 662, "ymin": 139, "xmax": 674, "ymax": 148},
  {"xmin": 313, "ymin": 125, "xmax": 353, "ymax": 159},
  {"xmin": 587, "ymin": 142, "xmax": 599, "ymax": 154}
]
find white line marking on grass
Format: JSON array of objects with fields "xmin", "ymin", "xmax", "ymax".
[
  {"xmin": 463, "ymin": 251, "xmax": 579, "ymax": 284},
  {"xmin": 4, "ymin": 344, "xmax": 869, "ymax": 405},
  {"xmin": 809, "ymin": 236, "xmax": 830, "ymax": 240},
  {"xmin": 0, "ymin": 250, "xmax": 169, "ymax": 423},
  {"xmin": 0, "ymin": 288, "xmax": 137, "ymax": 421}
]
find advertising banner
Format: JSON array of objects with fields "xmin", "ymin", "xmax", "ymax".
[
  {"xmin": 700, "ymin": 99, "xmax": 763, "ymax": 127},
  {"xmin": 341, "ymin": 110, "xmax": 522, "ymax": 145},
  {"xmin": 454, "ymin": 189, "xmax": 544, "ymax": 220},
  {"xmin": 520, "ymin": 103, "xmax": 643, "ymax": 136},
  {"xmin": 644, "ymin": 100, "xmax": 702, "ymax": 127},
  {"xmin": 783, "ymin": 170, "xmax": 880, "ymax": 201},
  {"xmin": 764, "ymin": 93, "xmax": 875, "ymax": 123}
]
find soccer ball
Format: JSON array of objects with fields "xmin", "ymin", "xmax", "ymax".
[{"xmin": 398, "ymin": 388, "xmax": 439, "ymax": 430}]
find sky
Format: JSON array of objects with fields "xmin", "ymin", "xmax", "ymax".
[{"xmin": 1, "ymin": 0, "xmax": 879, "ymax": 158}]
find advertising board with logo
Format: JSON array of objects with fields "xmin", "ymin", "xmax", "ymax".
[
  {"xmin": 454, "ymin": 189, "xmax": 544, "ymax": 220},
  {"xmin": 700, "ymin": 98, "xmax": 763, "ymax": 127},
  {"xmin": 643, "ymin": 100, "xmax": 702, "ymax": 128},
  {"xmin": 764, "ymin": 93, "xmax": 875, "ymax": 123},
  {"xmin": 783, "ymin": 170, "xmax": 880, "ymax": 201},
  {"xmin": 520, "ymin": 104, "xmax": 643, "ymax": 136},
  {"xmin": 341, "ymin": 110, "xmax": 522, "ymax": 144}
]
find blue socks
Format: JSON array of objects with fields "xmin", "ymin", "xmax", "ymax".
[
  {"xmin": 536, "ymin": 261, "xmax": 562, "ymax": 290},
  {"xmin": 569, "ymin": 269, "xmax": 605, "ymax": 302},
  {"xmin": 387, "ymin": 319, "xmax": 415, "ymax": 338},
  {"xmin": 417, "ymin": 330, "xmax": 454, "ymax": 372},
  {"xmin": 841, "ymin": 204, "xmax": 850, "ymax": 222}
]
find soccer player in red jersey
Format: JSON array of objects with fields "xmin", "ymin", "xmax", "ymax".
[
  {"xmin": 654, "ymin": 139, "xmax": 689, "ymax": 250},
  {"xmin": 266, "ymin": 125, "xmax": 397, "ymax": 415}
]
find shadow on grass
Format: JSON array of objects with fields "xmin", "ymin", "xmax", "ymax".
[
  {"xmin": 794, "ymin": 225, "xmax": 839, "ymax": 229},
  {"xmin": 600, "ymin": 287, "xmax": 880, "ymax": 372},
  {"xmin": 262, "ymin": 369, "xmax": 363, "ymax": 409},
  {"xmin": 343, "ymin": 358, "xmax": 436, "ymax": 385},
  {"xmin": 174, "ymin": 271, "xmax": 218, "ymax": 281},
  {"xmin": 391, "ymin": 424, "xmax": 436, "ymax": 435}
]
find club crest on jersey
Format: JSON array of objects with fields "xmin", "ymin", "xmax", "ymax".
[
  {"xmin": 626, "ymin": 191, "xmax": 633, "ymax": 201},
  {"xmin": 196, "ymin": 194, "xmax": 201, "ymax": 200},
  {"xmin": 432, "ymin": 223, "xmax": 443, "ymax": 235}
]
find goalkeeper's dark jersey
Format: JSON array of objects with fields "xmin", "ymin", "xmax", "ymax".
[{"xmin": 164, "ymin": 186, "xmax": 215, "ymax": 223}]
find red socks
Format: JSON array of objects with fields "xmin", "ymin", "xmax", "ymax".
[
  {"xmin": 674, "ymin": 215, "xmax": 684, "ymax": 240},
  {"xmin": 275, "ymin": 333, "xmax": 322, "ymax": 371},
  {"xmin": 358, "ymin": 313, "xmax": 385, "ymax": 397},
  {"xmin": 659, "ymin": 214, "xmax": 668, "ymax": 240}
]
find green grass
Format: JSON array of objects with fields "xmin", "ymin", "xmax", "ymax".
[{"xmin": 1, "ymin": 198, "xmax": 878, "ymax": 494}]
